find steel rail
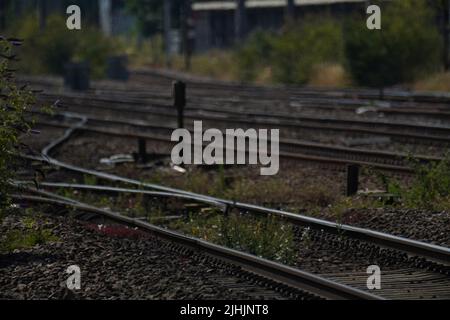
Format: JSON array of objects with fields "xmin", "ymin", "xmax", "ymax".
[
  {"xmin": 35, "ymin": 91, "xmax": 450, "ymax": 138},
  {"xmin": 12, "ymin": 181, "xmax": 227, "ymax": 211},
  {"xmin": 10, "ymin": 193, "xmax": 384, "ymax": 300},
  {"xmin": 31, "ymin": 112, "xmax": 450, "ymax": 266},
  {"xmin": 15, "ymin": 180, "xmax": 450, "ymax": 267},
  {"xmin": 34, "ymin": 118, "xmax": 414, "ymax": 172},
  {"xmin": 131, "ymin": 69, "xmax": 450, "ymax": 104},
  {"xmin": 32, "ymin": 110, "xmax": 443, "ymax": 171}
]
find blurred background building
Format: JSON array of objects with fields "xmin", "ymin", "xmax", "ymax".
[{"xmin": 192, "ymin": 0, "xmax": 367, "ymax": 52}]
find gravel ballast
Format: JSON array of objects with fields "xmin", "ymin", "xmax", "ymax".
[{"xmin": 0, "ymin": 211, "xmax": 291, "ymax": 300}]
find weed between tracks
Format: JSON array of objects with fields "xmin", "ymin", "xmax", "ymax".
[
  {"xmin": 387, "ymin": 156, "xmax": 450, "ymax": 211},
  {"xmin": 147, "ymin": 166, "xmax": 341, "ymax": 212},
  {"xmin": 52, "ymin": 187, "xmax": 298, "ymax": 264},
  {"xmin": 0, "ymin": 210, "xmax": 59, "ymax": 254},
  {"xmin": 167, "ymin": 212, "xmax": 298, "ymax": 264}
]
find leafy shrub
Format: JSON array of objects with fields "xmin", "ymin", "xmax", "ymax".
[
  {"xmin": 0, "ymin": 216, "xmax": 58, "ymax": 253},
  {"xmin": 9, "ymin": 14, "xmax": 121, "ymax": 78},
  {"xmin": 345, "ymin": 0, "xmax": 442, "ymax": 89},
  {"xmin": 73, "ymin": 25, "xmax": 122, "ymax": 78},
  {"xmin": 169, "ymin": 211, "xmax": 298, "ymax": 264},
  {"xmin": 234, "ymin": 17, "xmax": 345, "ymax": 85},
  {"xmin": 271, "ymin": 18, "xmax": 345, "ymax": 84},
  {"xmin": 234, "ymin": 30, "xmax": 275, "ymax": 82},
  {"xmin": 388, "ymin": 156, "xmax": 450, "ymax": 210},
  {"xmin": 0, "ymin": 37, "xmax": 35, "ymax": 214}
]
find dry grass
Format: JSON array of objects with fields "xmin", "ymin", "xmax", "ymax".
[
  {"xmin": 308, "ymin": 63, "xmax": 351, "ymax": 88},
  {"xmin": 142, "ymin": 164, "xmax": 344, "ymax": 212},
  {"xmin": 413, "ymin": 72, "xmax": 450, "ymax": 92},
  {"xmin": 171, "ymin": 50, "xmax": 238, "ymax": 82}
]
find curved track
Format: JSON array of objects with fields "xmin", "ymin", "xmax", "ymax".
[{"xmin": 15, "ymin": 111, "xmax": 450, "ymax": 300}]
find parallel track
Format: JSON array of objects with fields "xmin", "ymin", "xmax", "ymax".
[
  {"xmin": 12, "ymin": 193, "xmax": 381, "ymax": 300},
  {"xmin": 16, "ymin": 106, "xmax": 450, "ymax": 299},
  {"xmin": 33, "ymin": 112, "xmax": 440, "ymax": 173}
]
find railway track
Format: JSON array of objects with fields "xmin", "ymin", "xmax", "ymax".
[
  {"xmin": 11, "ymin": 192, "xmax": 381, "ymax": 300},
  {"xmin": 15, "ymin": 110, "xmax": 450, "ymax": 299},
  {"xmin": 34, "ymin": 92, "xmax": 450, "ymax": 145},
  {"xmin": 32, "ymin": 111, "xmax": 441, "ymax": 173},
  {"xmin": 19, "ymin": 73, "xmax": 450, "ymax": 128},
  {"xmin": 131, "ymin": 69, "xmax": 450, "ymax": 105},
  {"xmin": 16, "ymin": 74, "xmax": 447, "ymax": 172}
]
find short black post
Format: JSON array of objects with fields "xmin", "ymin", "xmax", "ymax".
[
  {"xmin": 138, "ymin": 138, "xmax": 147, "ymax": 164},
  {"xmin": 346, "ymin": 164, "xmax": 359, "ymax": 196},
  {"xmin": 64, "ymin": 62, "xmax": 90, "ymax": 91},
  {"xmin": 173, "ymin": 81, "xmax": 186, "ymax": 129},
  {"xmin": 106, "ymin": 55, "xmax": 129, "ymax": 81}
]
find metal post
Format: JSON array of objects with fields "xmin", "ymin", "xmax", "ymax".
[
  {"xmin": 164, "ymin": 0, "xmax": 172, "ymax": 68},
  {"xmin": 173, "ymin": 81, "xmax": 186, "ymax": 129},
  {"xmin": 0, "ymin": 0, "xmax": 6, "ymax": 30},
  {"xmin": 64, "ymin": 62, "xmax": 90, "ymax": 91},
  {"xmin": 285, "ymin": 0, "xmax": 295, "ymax": 23},
  {"xmin": 38, "ymin": 0, "xmax": 47, "ymax": 30},
  {"xmin": 235, "ymin": 0, "xmax": 246, "ymax": 41},
  {"xmin": 99, "ymin": 0, "xmax": 112, "ymax": 36},
  {"xmin": 106, "ymin": 55, "xmax": 129, "ymax": 81},
  {"xmin": 346, "ymin": 165, "xmax": 359, "ymax": 196},
  {"xmin": 181, "ymin": 0, "xmax": 193, "ymax": 71},
  {"xmin": 138, "ymin": 138, "xmax": 147, "ymax": 164},
  {"xmin": 445, "ymin": 0, "xmax": 450, "ymax": 71}
]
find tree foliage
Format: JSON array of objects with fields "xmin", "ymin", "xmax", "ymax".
[
  {"xmin": 125, "ymin": 0, "xmax": 185, "ymax": 37},
  {"xmin": 125, "ymin": 0, "xmax": 163, "ymax": 37},
  {"xmin": 8, "ymin": 14, "xmax": 120, "ymax": 78},
  {"xmin": 235, "ymin": 18, "xmax": 345, "ymax": 84},
  {"xmin": 345, "ymin": 0, "xmax": 443, "ymax": 89},
  {"xmin": 271, "ymin": 18, "xmax": 345, "ymax": 84}
]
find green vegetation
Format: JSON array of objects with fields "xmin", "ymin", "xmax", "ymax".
[
  {"xmin": 125, "ymin": 0, "xmax": 184, "ymax": 37},
  {"xmin": 0, "ymin": 215, "xmax": 59, "ymax": 254},
  {"xmin": 234, "ymin": 18, "xmax": 345, "ymax": 85},
  {"xmin": 164, "ymin": 0, "xmax": 445, "ymax": 90},
  {"xmin": 168, "ymin": 212, "xmax": 298, "ymax": 264},
  {"xmin": 387, "ymin": 157, "xmax": 450, "ymax": 211},
  {"xmin": 8, "ymin": 14, "xmax": 122, "ymax": 78},
  {"xmin": 1, "ymin": 1, "xmax": 446, "ymax": 90},
  {"xmin": 345, "ymin": 0, "xmax": 442, "ymax": 92},
  {"xmin": 413, "ymin": 72, "xmax": 450, "ymax": 92},
  {"xmin": 51, "ymin": 186, "xmax": 298, "ymax": 264},
  {"xmin": 0, "ymin": 37, "xmax": 35, "ymax": 215},
  {"xmin": 83, "ymin": 174, "xmax": 98, "ymax": 186},
  {"xmin": 0, "ymin": 37, "xmax": 57, "ymax": 253},
  {"xmin": 325, "ymin": 157, "xmax": 450, "ymax": 223}
]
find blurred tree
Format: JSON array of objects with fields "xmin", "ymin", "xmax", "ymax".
[
  {"xmin": 271, "ymin": 18, "xmax": 345, "ymax": 84},
  {"xmin": 125, "ymin": 0, "xmax": 184, "ymax": 37},
  {"xmin": 125, "ymin": 0, "xmax": 164, "ymax": 37},
  {"xmin": 345, "ymin": 0, "xmax": 442, "ymax": 94}
]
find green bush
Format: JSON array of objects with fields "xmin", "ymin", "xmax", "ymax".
[
  {"xmin": 234, "ymin": 17, "xmax": 345, "ymax": 84},
  {"xmin": 345, "ymin": 0, "xmax": 442, "ymax": 89},
  {"xmin": 0, "ymin": 37, "xmax": 35, "ymax": 214},
  {"xmin": 271, "ymin": 18, "xmax": 345, "ymax": 84},
  {"xmin": 9, "ymin": 14, "xmax": 121, "ymax": 78},
  {"xmin": 234, "ymin": 30, "xmax": 275, "ymax": 82},
  {"xmin": 168, "ymin": 212, "xmax": 298, "ymax": 264},
  {"xmin": 0, "ymin": 216, "xmax": 58, "ymax": 253},
  {"xmin": 387, "ymin": 156, "xmax": 450, "ymax": 210}
]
